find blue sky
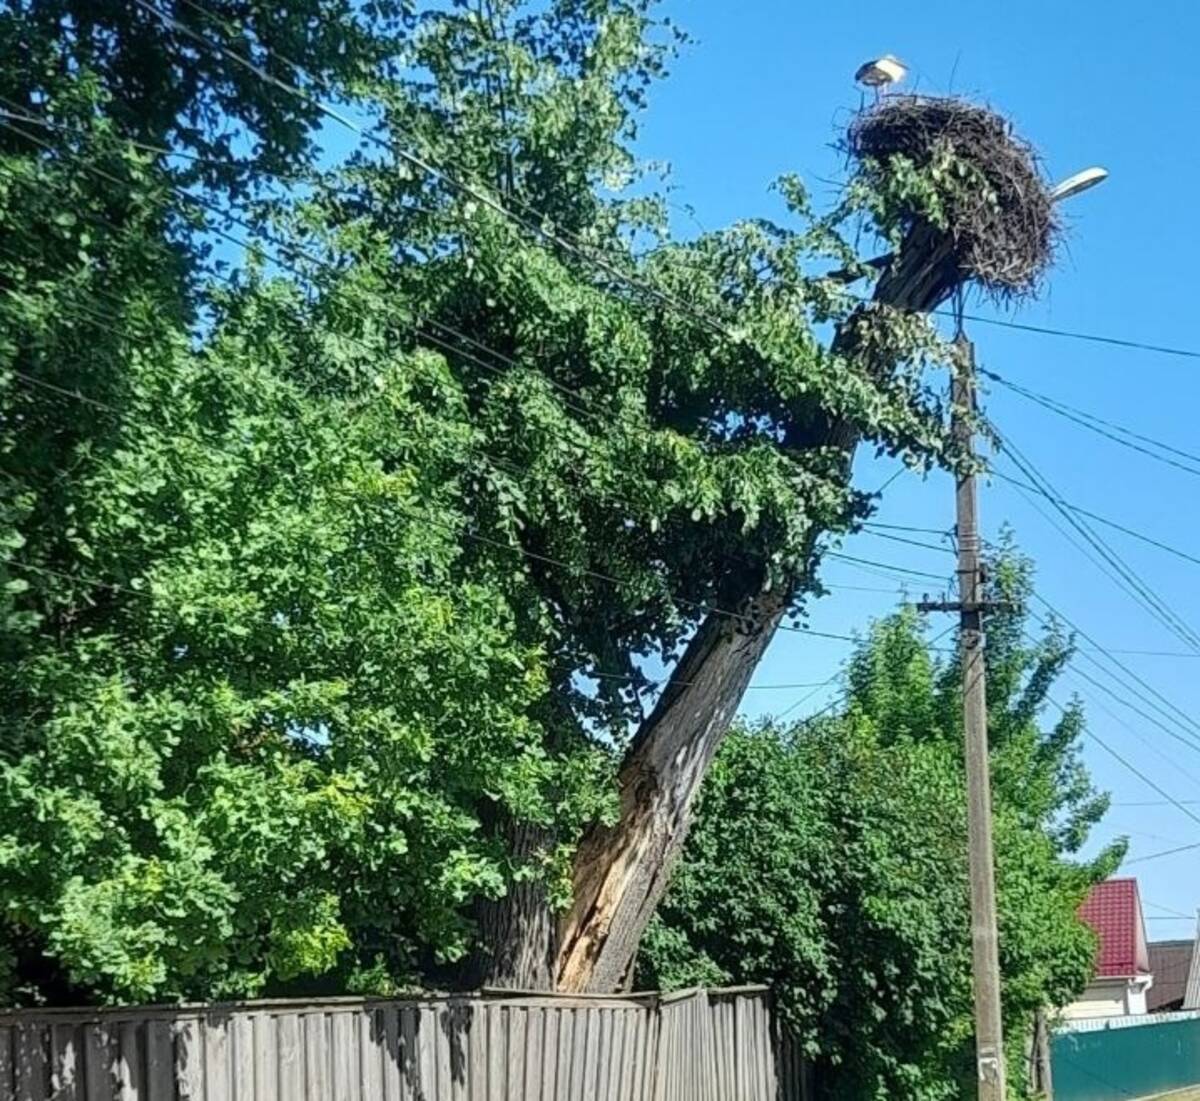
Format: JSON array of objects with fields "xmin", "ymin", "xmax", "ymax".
[{"xmin": 631, "ymin": 1, "xmax": 1200, "ymax": 931}]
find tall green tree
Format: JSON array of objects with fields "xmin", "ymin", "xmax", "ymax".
[
  {"xmin": 639, "ymin": 549, "xmax": 1119, "ymax": 1098},
  {"xmin": 2, "ymin": 0, "xmax": 989, "ymax": 1002}
]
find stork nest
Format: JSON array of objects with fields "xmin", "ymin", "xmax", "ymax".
[{"xmin": 847, "ymin": 95, "xmax": 1056, "ymax": 296}]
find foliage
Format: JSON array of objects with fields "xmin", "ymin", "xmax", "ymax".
[
  {"xmin": 0, "ymin": 263, "xmax": 625, "ymax": 1001},
  {"xmin": 640, "ymin": 548, "xmax": 1120, "ymax": 1099},
  {"xmin": 2, "ymin": 0, "xmax": 969, "ymax": 1003}
]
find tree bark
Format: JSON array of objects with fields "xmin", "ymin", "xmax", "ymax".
[
  {"xmin": 472, "ymin": 818, "xmax": 557, "ymax": 989},
  {"xmin": 557, "ymin": 582, "xmax": 790, "ymax": 991},
  {"xmin": 554, "ymin": 224, "xmax": 964, "ymax": 993}
]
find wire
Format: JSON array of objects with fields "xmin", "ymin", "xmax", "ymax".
[
  {"xmin": 0, "ymin": 114, "xmax": 608, "ymax": 428},
  {"xmin": 988, "ymin": 416, "xmax": 1200, "ymax": 653},
  {"xmin": 1113, "ymin": 800, "xmax": 1200, "ymax": 807},
  {"xmin": 984, "ymin": 367, "xmax": 1200, "ymax": 479},
  {"xmin": 774, "ymin": 620, "xmax": 958, "ymax": 723},
  {"xmin": 12, "ymin": 96, "xmax": 1200, "ymax": 377},
  {"xmin": 1043, "ymin": 691, "xmax": 1200, "ymax": 832},
  {"xmin": 857, "ymin": 529, "xmax": 956, "ymax": 555},
  {"xmin": 1056, "ymin": 665, "xmax": 1200, "ymax": 793},
  {"xmin": 3, "ymin": 282, "xmax": 897, "ymax": 661},
  {"xmin": 994, "ymin": 469, "xmax": 1200, "ymax": 572},
  {"xmin": 863, "ymin": 521, "xmax": 953, "ymax": 536},
  {"xmin": 1144, "ymin": 900, "xmax": 1193, "ymax": 920},
  {"xmin": 1126, "ymin": 840, "xmax": 1200, "ymax": 866},
  {"xmin": 1061, "ymin": 661, "xmax": 1200, "ymax": 765},
  {"xmin": 0, "ymin": 122, "xmax": 926, "ymax": 646},
  {"xmin": 826, "ymin": 552, "xmax": 948, "ymax": 582},
  {"xmin": 1025, "ymin": 597, "xmax": 1200, "ymax": 756},
  {"xmin": 957, "ymin": 310, "xmax": 1200, "ymax": 363}
]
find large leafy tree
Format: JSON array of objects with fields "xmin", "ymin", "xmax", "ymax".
[
  {"xmin": 639, "ymin": 549, "xmax": 1119, "ymax": 1098},
  {"xmin": 2, "ymin": 0, "xmax": 977, "ymax": 1002}
]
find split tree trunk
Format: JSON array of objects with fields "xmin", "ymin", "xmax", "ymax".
[
  {"xmin": 556, "ymin": 582, "xmax": 790, "ymax": 991},
  {"xmin": 553, "ymin": 226, "xmax": 963, "ymax": 993}
]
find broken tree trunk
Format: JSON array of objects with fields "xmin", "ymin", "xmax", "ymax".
[{"xmin": 555, "ymin": 226, "xmax": 963, "ymax": 993}]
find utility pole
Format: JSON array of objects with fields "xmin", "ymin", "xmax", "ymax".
[{"xmin": 920, "ymin": 334, "xmax": 1007, "ymax": 1099}]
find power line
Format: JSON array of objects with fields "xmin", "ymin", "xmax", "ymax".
[
  {"xmin": 1025, "ymin": 597, "xmax": 1200, "ymax": 757},
  {"xmin": 1144, "ymin": 900, "xmax": 1193, "ymax": 920},
  {"xmin": 12, "ymin": 95, "xmax": 1200, "ymax": 378},
  {"xmin": 993, "ymin": 469, "xmax": 1200, "ymax": 571},
  {"xmin": 1061, "ymin": 661, "xmax": 1200, "ymax": 766},
  {"xmin": 128, "ymin": 0, "xmax": 760, "ymax": 346},
  {"xmin": 15, "ymin": 32, "xmax": 1200, "ymax": 778},
  {"xmin": 984, "ymin": 368, "xmax": 1200, "ymax": 479},
  {"xmin": 3, "ymin": 280, "xmax": 897, "ymax": 657},
  {"xmin": 988, "ymin": 416, "xmax": 1200, "ymax": 653},
  {"xmin": 862, "ymin": 521, "xmax": 953, "ymax": 536},
  {"xmin": 958, "ymin": 311, "xmax": 1200, "ymax": 363},
  {"xmin": 826, "ymin": 552, "xmax": 948, "ymax": 582},
  {"xmin": 1043, "ymin": 691, "xmax": 1200, "ymax": 833},
  {"xmin": 1055, "ymin": 665, "xmax": 1200, "ymax": 794},
  {"xmin": 1126, "ymin": 840, "xmax": 1200, "ymax": 866},
  {"xmin": 0, "ymin": 121, "xmax": 933, "ymax": 649},
  {"xmin": 857, "ymin": 529, "xmax": 956, "ymax": 555},
  {"xmin": 1113, "ymin": 800, "xmax": 1200, "ymax": 807}
]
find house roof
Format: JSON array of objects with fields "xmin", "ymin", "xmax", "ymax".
[
  {"xmin": 1079, "ymin": 878, "xmax": 1151, "ymax": 978},
  {"xmin": 1148, "ymin": 939, "xmax": 1194, "ymax": 1010}
]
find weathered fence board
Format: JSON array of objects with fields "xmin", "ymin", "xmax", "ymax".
[{"xmin": 0, "ymin": 987, "xmax": 805, "ymax": 1101}]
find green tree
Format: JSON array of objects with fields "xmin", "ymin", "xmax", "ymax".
[
  {"xmin": 2, "ymin": 0, "xmax": 1006, "ymax": 1003},
  {"xmin": 640, "ymin": 549, "xmax": 1119, "ymax": 1099}
]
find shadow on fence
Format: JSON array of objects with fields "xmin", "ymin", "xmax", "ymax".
[{"xmin": 0, "ymin": 984, "xmax": 810, "ymax": 1100}]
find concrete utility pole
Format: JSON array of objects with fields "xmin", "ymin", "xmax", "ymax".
[{"xmin": 920, "ymin": 334, "xmax": 1007, "ymax": 1099}]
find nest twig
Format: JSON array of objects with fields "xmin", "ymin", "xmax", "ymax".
[{"xmin": 847, "ymin": 95, "xmax": 1056, "ymax": 298}]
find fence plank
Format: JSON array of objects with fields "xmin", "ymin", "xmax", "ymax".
[
  {"xmin": 330, "ymin": 1012, "xmax": 355, "ymax": 1101},
  {"xmin": 554, "ymin": 1004, "xmax": 574, "ymax": 1101},
  {"xmin": 50, "ymin": 1023, "xmax": 79, "ymax": 1101},
  {"xmin": 145, "ymin": 1020, "xmax": 173, "ymax": 1101},
  {"xmin": 176, "ymin": 1018, "xmax": 205, "ymax": 1101},
  {"xmin": 84, "ymin": 1024, "xmax": 115, "ymax": 1101},
  {"xmin": 16, "ymin": 1022, "xmax": 47, "ymax": 1101},
  {"xmin": 435, "ymin": 1006, "xmax": 454, "ymax": 1101},
  {"xmin": 230, "ymin": 1015, "xmax": 253, "ymax": 1101},
  {"xmin": 417, "ymin": 1004, "xmax": 439, "ymax": 1100},
  {"xmin": 399, "ymin": 1005, "xmax": 418, "ymax": 1101},
  {"xmin": 360, "ymin": 1009, "xmax": 381, "ymax": 1101},
  {"xmin": 276, "ymin": 1015, "xmax": 300, "ymax": 1101},
  {"xmin": 204, "ymin": 1017, "xmax": 229, "ymax": 1101},
  {"xmin": 536, "ymin": 1008, "xmax": 555, "ymax": 1101},
  {"xmin": 118, "ymin": 1021, "xmax": 143, "ymax": 1101},
  {"xmin": 380, "ymin": 1007, "xmax": 402, "ymax": 1101},
  {"xmin": 303, "ymin": 1012, "xmax": 329, "ymax": 1101},
  {"xmin": 251, "ymin": 1014, "xmax": 275, "ymax": 1101}
]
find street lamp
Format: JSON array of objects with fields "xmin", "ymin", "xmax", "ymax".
[{"xmin": 1050, "ymin": 166, "xmax": 1109, "ymax": 203}]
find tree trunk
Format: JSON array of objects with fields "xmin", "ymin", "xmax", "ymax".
[
  {"xmin": 557, "ymin": 581, "xmax": 790, "ymax": 991},
  {"xmin": 553, "ymin": 225, "xmax": 964, "ymax": 993},
  {"xmin": 472, "ymin": 818, "xmax": 557, "ymax": 989}
]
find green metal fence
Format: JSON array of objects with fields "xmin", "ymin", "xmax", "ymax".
[{"xmin": 1053, "ymin": 1013, "xmax": 1200, "ymax": 1101}]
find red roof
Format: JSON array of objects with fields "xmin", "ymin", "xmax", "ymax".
[{"xmin": 1079, "ymin": 878, "xmax": 1151, "ymax": 978}]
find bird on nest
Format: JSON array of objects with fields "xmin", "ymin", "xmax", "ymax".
[{"xmin": 855, "ymin": 55, "xmax": 908, "ymax": 101}]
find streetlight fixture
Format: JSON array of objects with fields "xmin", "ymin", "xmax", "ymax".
[{"xmin": 1050, "ymin": 166, "xmax": 1109, "ymax": 203}]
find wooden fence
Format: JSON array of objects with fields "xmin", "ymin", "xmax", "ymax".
[{"xmin": 0, "ymin": 985, "xmax": 809, "ymax": 1100}]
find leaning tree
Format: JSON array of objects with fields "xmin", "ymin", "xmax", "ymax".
[{"xmin": 1, "ymin": 0, "xmax": 1063, "ymax": 1001}]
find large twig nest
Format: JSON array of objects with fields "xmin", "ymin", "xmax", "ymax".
[{"xmin": 848, "ymin": 95, "xmax": 1056, "ymax": 297}]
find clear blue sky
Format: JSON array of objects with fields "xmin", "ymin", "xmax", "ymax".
[{"xmin": 632, "ymin": 1, "xmax": 1200, "ymax": 933}]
